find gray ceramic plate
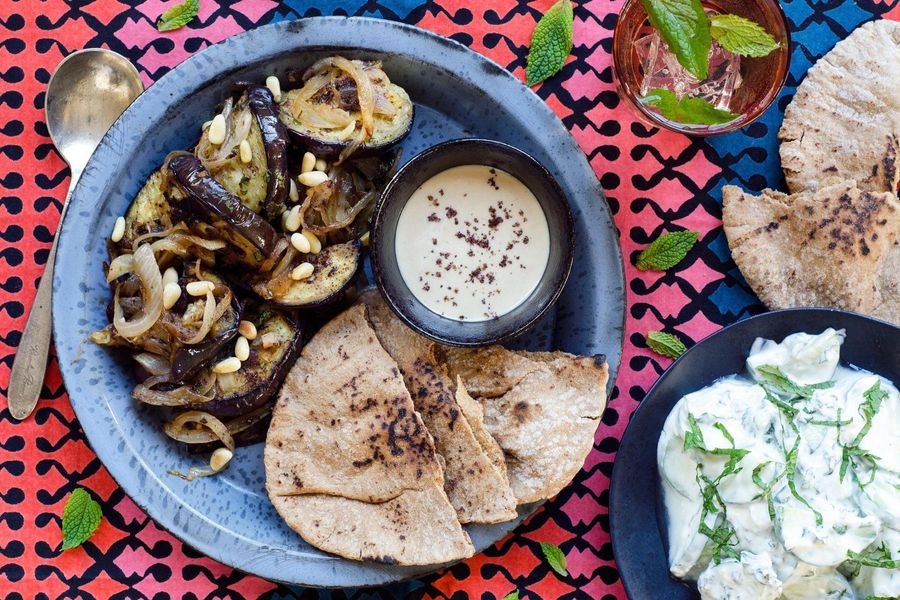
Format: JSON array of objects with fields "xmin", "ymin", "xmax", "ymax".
[{"xmin": 53, "ymin": 17, "xmax": 625, "ymax": 587}]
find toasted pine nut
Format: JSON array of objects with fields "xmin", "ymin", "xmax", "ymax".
[
  {"xmin": 162, "ymin": 282, "xmax": 182, "ymax": 310},
  {"xmin": 209, "ymin": 447, "xmax": 233, "ymax": 471},
  {"xmin": 284, "ymin": 205, "xmax": 302, "ymax": 232},
  {"xmin": 290, "ymin": 232, "xmax": 311, "ymax": 253},
  {"xmin": 261, "ymin": 332, "xmax": 279, "ymax": 349},
  {"xmin": 208, "ymin": 113, "xmax": 227, "ymax": 145},
  {"xmin": 360, "ymin": 231, "xmax": 370, "ymax": 246},
  {"xmin": 301, "ymin": 230, "xmax": 322, "ymax": 254},
  {"xmin": 265, "ymin": 75, "xmax": 282, "ymax": 102},
  {"xmin": 238, "ymin": 320, "xmax": 257, "ymax": 340},
  {"xmin": 213, "ymin": 356, "xmax": 241, "ymax": 374},
  {"xmin": 234, "ymin": 336, "xmax": 251, "ymax": 361},
  {"xmin": 162, "ymin": 267, "xmax": 179, "ymax": 287},
  {"xmin": 239, "ymin": 139, "xmax": 252, "ymax": 163},
  {"xmin": 289, "ymin": 178, "xmax": 299, "ymax": 202},
  {"xmin": 301, "ymin": 152, "xmax": 316, "ymax": 174},
  {"xmin": 110, "ymin": 216, "xmax": 126, "ymax": 243},
  {"xmin": 186, "ymin": 280, "xmax": 215, "ymax": 296},
  {"xmin": 297, "ymin": 170, "xmax": 328, "ymax": 187},
  {"xmin": 315, "ymin": 158, "xmax": 328, "ymax": 172},
  {"xmin": 291, "ymin": 262, "xmax": 315, "ymax": 281}
]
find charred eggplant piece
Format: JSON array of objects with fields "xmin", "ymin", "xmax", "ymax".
[
  {"xmin": 124, "ymin": 168, "xmax": 174, "ymax": 241},
  {"xmin": 168, "ymin": 154, "xmax": 280, "ymax": 261},
  {"xmin": 252, "ymin": 240, "xmax": 361, "ymax": 307},
  {"xmin": 247, "ymin": 85, "xmax": 290, "ymax": 221},
  {"xmin": 279, "ymin": 57, "xmax": 413, "ymax": 160},
  {"xmin": 196, "ymin": 307, "xmax": 302, "ymax": 417}
]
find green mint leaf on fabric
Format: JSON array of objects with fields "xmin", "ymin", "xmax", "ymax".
[
  {"xmin": 647, "ymin": 330, "xmax": 687, "ymax": 359},
  {"xmin": 501, "ymin": 592, "xmax": 520, "ymax": 600},
  {"xmin": 526, "ymin": 0, "xmax": 574, "ymax": 86},
  {"xmin": 710, "ymin": 14, "xmax": 779, "ymax": 57},
  {"xmin": 641, "ymin": 0, "xmax": 710, "ymax": 79},
  {"xmin": 539, "ymin": 542, "xmax": 568, "ymax": 577},
  {"xmin": 640, "ymin": 88, "xmax": 739, "ymax": 126},
  {"xmin": 158, "ymin": 0, "xmax": 200, "ymax": 32},
  {"xmin": 61, "ymin": 488, "xmax": 102, "ymax": 550},
  {"xmin": 636, "ymin": 229, "xmax": 699, "ymax": 271}
]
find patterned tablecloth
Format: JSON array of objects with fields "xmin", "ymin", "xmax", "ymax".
[{"xmin": 2, "ymin": 0, "xmax": 898, "ymax": 598}]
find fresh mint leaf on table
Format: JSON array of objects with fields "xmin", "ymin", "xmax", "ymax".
[
  {"xmin": 539, "ymin": 542, "xmax": 568, "ymax": 577},
  {"xmin": 641, "ymin": 88, "xmax": 739, "ymax": 126},
  {"xmin": 709, "ymin": 14, "xmax": 779, "ymax": 57},
  {"xmin": 641, "ymin": 0, "xmax": 710, "ymax": 80},
  {"xmin": 158, "ymin": 0, "xmax": 200, "ymax": 32},
  {"xmin": 501, "ymin": 591, "xmax": 520, "ymax": 600},
  {"xmin": 647, "ymin": 331, "xmax": 687, "ymax": 359},
  {"xmin": 60, "ymin": 488, "xmax": 102, "ymax": 550},
  {"xmin": 526, "ymin": 0, "xmax": 574, "ymax": 86},
  {"xmin": 635, "ymin": 229, "xmax": 699, "ymax": 271}
]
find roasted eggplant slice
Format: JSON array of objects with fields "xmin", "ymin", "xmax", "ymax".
[
  {"xmin": 193, "ymin": 306, "xmax": 303, "ymax": 417},
  {"xmin": 124, "ymin": 168, "xmax": 174, "ymax": 241},
  {"xmin": 247, "ymin": 85, "xmax": 290, "ymax": 221},
  {"xmin": 168, "ymin": 154, "xmax": 280, "ymax": 261},
  {"xmin": 252, "ymin": 240, "xmax": 361, "ymax": 307},
  {"xmin": 279, "ymin": 57, "xmax": 413, "ymax": 160}
]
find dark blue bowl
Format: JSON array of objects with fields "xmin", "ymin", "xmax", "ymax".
[{"xmin": 609, "ymin": 308, "xmax": 900, "ymax": 599}]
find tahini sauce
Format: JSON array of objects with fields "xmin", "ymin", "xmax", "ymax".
[{"xmin": 394, "ymin": 165, "xmax": 550, "ymax": 321}]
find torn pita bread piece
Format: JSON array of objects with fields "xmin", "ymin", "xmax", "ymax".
[
  {"xmin": 437, "ymin": 345, "xmax": 609, "ymax": 504},
  {"xmin": 778, "ymin": 19, "xmax": 900, "ymax": 194},
  {"xmin": 358, "ymin": 289, "xmax": 518, "ymax": 524},
  {"xmin": 264, "ymin": 304, "xmax": 474, "ymax": 565},
  {"xmin": 722, "ymin": 180, "xmax": 900, "ymax": 325}
]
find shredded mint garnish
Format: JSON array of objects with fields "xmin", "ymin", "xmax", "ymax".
[
  {"xmin": 756, "ymin": 365, "xmax": 834, "ymax": 399},
  {"xmin": 751, "ymin": 461, "xmax": 784, "ymax": 522},
  {"xmin": 839, "ymin": 381, "xmax": 886, "ymax": 484},
  {"xmin": 847, "ymin": 541, "xmax": 899, "ymax": 578}
]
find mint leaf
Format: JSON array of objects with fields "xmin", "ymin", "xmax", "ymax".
[
  {"xmin": 647, "ymin": 330, "xmax": 687, "ymax": 359},
  {"xmin": 526, "ymin": 0, "xmax": 574, "ymax": 86},
  {"xmin": 501, "ymin": 592, "xmax": 520, "ymax": 600},
  {"xmin": 636, "ymin": 229, "xmax": 699, "ymax": 271},
  {"xmin": 641, "ymin": 88, "xmax": 739, "ymax": 126},
  {"xmin": 641, "ymin": 0, "xmax": 710, "ymax": 79},
  {"xmin": 539, "ymin": 542, "xmax": 568, "ymax": 577},
  {"xmin": 710, "ymin": 14, "xmax": 778, "ymax": 57},
  {"xmin": 684, "ymin": 413, "xmax": 706, "ymax": 450},
  {"xmin": 158, "ymin": 0, "xmax": 199, "ymax": 32},
  {"xmin": 61, "ymin": 488, "xmax": 102, "ymax": 550}
]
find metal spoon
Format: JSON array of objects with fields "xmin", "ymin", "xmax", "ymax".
[{"xmin": 9, "ymin": 49, "xmax": 144, "ymax": 420}]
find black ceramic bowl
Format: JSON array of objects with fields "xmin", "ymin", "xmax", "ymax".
[
  {"xmin": 370, "ymin": 138, "xmax": 575, "ymax": 346},
  {"xmin": 609, "ymin": 308, "xmax": 900, "ymax": 599}
]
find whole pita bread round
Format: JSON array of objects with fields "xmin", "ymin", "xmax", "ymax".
[
  {"xmin": 779, "ymin": 19, "xmax": 900, "ymax": 194},
  {"xmin": 723, "ymin": 180, "xmax": 900, "ymax": 325}
]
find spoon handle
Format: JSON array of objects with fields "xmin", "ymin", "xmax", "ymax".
[{"xmin": 8, "ymin": 182, "xmax": 73, "ymax": 420}]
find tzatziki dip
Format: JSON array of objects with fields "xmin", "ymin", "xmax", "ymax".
[
  {"xmin": 394, "ymin": 165, "xmax": 550, "ymax": 321},
  {"xmin": 658, "ymin": 329, "xmax": 900, "ymax": 600}
]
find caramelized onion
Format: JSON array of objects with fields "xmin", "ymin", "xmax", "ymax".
[
  {"xmin": 113, "ymin": 244, "xmax": 163, "ymax": 339},
  {"xmin": 183, "ymin": 290, "xmax": 217, "ymax": 345},
  {"xmin": 164, "ymin": 410, "xmax": 235, "ymax": 450}
]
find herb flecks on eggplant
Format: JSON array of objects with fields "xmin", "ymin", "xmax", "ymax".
[
  {"xmin": 253, "ymin": 240, "xmax": 361, "ymax": 307},
  {"xmin": 247, "ymin": 85, "xmax": 290, "ymax": 221},
  {"xmin": 279, "ymin": 57, "xmax": 413, "ymax": 162},
  {"xmin": 168, "ymin": 154, "xmax": 280, "ymax": 259}
]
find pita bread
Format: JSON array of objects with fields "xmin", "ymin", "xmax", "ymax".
[
  {"xmin": 779, "ymin": 19, "xmax": 900, "ymax": 194},
  {"xmin": 358, "ymin": 290, "xmax": 518, "ymax": 524},
  {"xmin": 723, "ymin": 180, "xmax": 900, "ymax": 325},
  {"xmin": 440, "ymin": 346, "xmax": 609, "ymax": 504},
  {"xmin": 264, "ymin": 305, "xmax": 473, "ymax": 564}
]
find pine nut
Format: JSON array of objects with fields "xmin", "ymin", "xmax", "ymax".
[
  {"xmin": 291, "ymin": 262, "xmax": 315, "ymax": 281},
  {"xmin": 289, "ymin": 178, "xmax": 299, "ymax": 202},
  {"xmin": 162, "ymin": 267, "xmax": 179, "ymax": 287},
  {"xmin": 209, "ymin": 447, "xmax": 233, "ymax": 471},
  {"xmin": 162, "ymin": 282, "xmax": 182, "ymax": 310},
  {"xmin": 261, "ymin": 332, "xmax": 279, "ymax": 349},
  {"xmin": 290, "ymin": 232, "xmax": 311, "ymax": 253},
  {"xmin": 239, "ymin": 139, "xmax": 252, "ymax": 163},
  {"xmin": 360, "ymin": 231, "xmax": 370, "ymax": 246},
  {"xmin": 297, "ymin": 170, "xmax": 328, "ymax": 187},
  {"xmin": 265, "ymin": 75, "xmax": 282, "ymax": 102},
  {"xmin": 315, "ymin": 158, "xmax": 328, "ymax": 172},
  {"xmin": 186, "ymin": 280, "xmax": 215, "ymax": 296},
  {"xmin": 284, "ymin": 205, "xmax": 302, "ymax": 232},
  {"xmin": 301, "ymin": 152, "xmax": 316, "ymax": 173},
  {"xmin": 110, "ymin": 216, "xmax": 126, "ymax": 243},
  {"xmin": 238, "ymin": 320, "xmax": 257, "ymax": 340},
  {"xmin": 208, "ymin": 113, "xmax": 227, "ymax": 145},
  {"xmin": 234, "ymin": 336, "xmax": 251, "ymax": 361},
  {"xmin": 301, "ymin": 230, "xmax": 322, "ymax": 254},
  {"xmin": 213, "ymin": 356, "xmax": 241, "ymax": 374}
]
